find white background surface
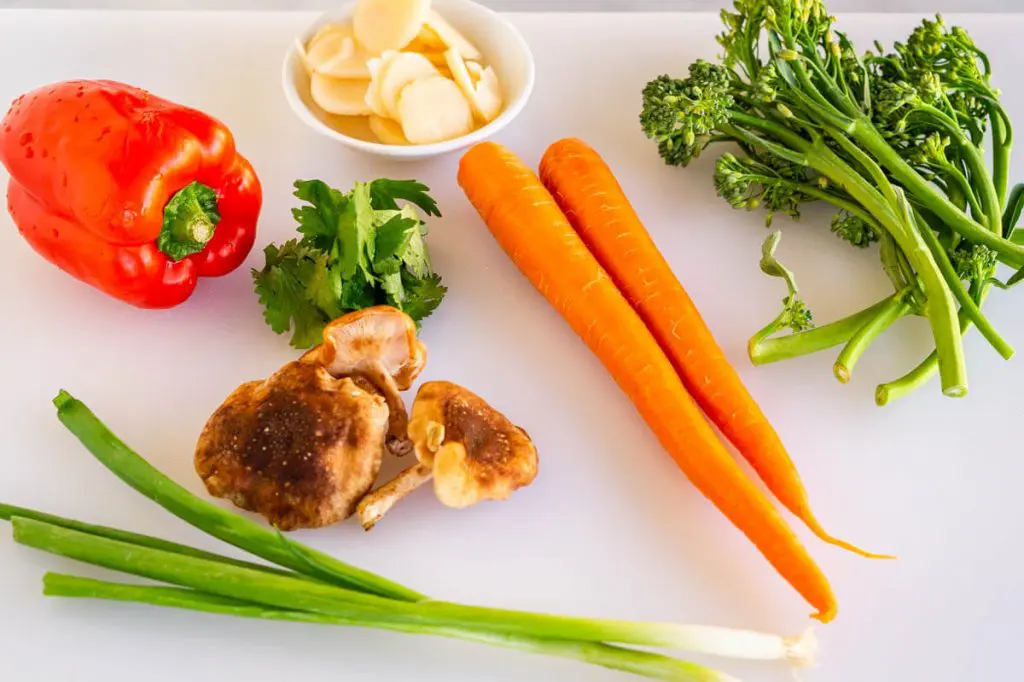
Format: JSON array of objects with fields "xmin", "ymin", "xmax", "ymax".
[
  {"xmin": 0, "ymin": 9, "xmax": 1022, "ymax": 682},
  {"xmin": 0, "ymin": 1, "xmax": 1021, "ymax": 14}
]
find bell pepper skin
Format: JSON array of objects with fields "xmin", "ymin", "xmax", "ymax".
[{"xmin": 0, "ymin": 79, "xmax": 261, "ymax": 308}]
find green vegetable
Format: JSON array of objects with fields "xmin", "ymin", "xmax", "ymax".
[
  {"xmin": 42, "ymin": 575, "xmax": 728, "ymax": 682},
  {"xmin": 0, "ymin": 503, "xmax": 303, "ymax": 581},
  {"xmin": 253, "ymin": 178, "xmax": 447, "ymax": 349},
  {"xmin": 641, "ymin": 1, "xmax": 1021, "ymax": 404},
  {"xmin": 0, "ymin": 390, "xmax": 817, "ymax": 681},
  {"xmin": 11, "ymin": 517, "xmax": 783, "ymax": 653}
]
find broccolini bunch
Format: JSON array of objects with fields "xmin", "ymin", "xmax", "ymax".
[{"xmin": 642, "ymin": 0, "xmax": 1024, "ymax": 404}]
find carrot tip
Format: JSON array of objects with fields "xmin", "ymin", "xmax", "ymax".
[
  {"xmin": 821, "ymin": 535, "xmax": 896, "ymax": 560},
  {"xmin": 802, "ymin": 517, "xmax": 895, "ymax": 560},
  {"xmin": 811, "ymin": 606, "xmax": 837, "ymax": 624}
]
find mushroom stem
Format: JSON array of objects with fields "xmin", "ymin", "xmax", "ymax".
[
  {"xmin": 363, "ymin": 360, "xmax": 410, "ymax": 443},
  {"xmin": 356, "ymin": 464, "xmax": 434, "ymax": 531}
]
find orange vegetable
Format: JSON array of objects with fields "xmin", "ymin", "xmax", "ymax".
[
  {"xmin": 538, "ymin": 137, "xmax": 889, "ymax": 560},
  {"xmin": 458, "ymin": 140, "xmax": 838, "ymax": 622}
]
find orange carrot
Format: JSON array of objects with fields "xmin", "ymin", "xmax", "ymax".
[
  {"xmin": 539, "ymin": 137, "xmax": 889, "ymax": 560},
  {"xmin": 458, "ymin": 140, "xmax": 838, "ymax": 623}
]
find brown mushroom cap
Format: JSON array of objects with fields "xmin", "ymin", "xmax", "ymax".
[
  {"xmin": 194, "ymin": 360, "xmax": 389, "ymax": 531},
  {"xmin": 408, "ymin": 381, "xmax": 538, "ymax": 509}
]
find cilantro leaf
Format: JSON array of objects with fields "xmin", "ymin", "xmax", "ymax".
[
  {"xmin": 369, "ymin": 179, "xmax": 441, "ymax": 217},
  {"xmin": 402, "ymin": 272, "xmax": 447, "ymax": 323},
  {"xmin": 251, "ymin": 241, "xmax": 329, "ymax": 349},
  {"xmin": 354, "ymin": 182, "xmax": 376, "ymax": 265},
  {"xmin": 305, "ymin": 252, "xmax": 344, "ymax": 320},
  {"xmin": 374, "ymin": 214, "xmax": 417, "ymax": 268},
  {"xmin": 340, "ymin": 267, "xmax": 376, "ymax": 311},
  {"xmin": 401, "ymin": 212, "xmax": 432, "ymax": 279},
  {"xmin": 255, "ymin": 177, "xmax": 448, "ymax": 349},
  {"xmin": 380, "ymin": 271, "xmax": 405, "ymax": 308},
  {"xmin": 337, "ymin": 182, "xmax": 376, "ymax": 281},
  {"xmin": 293, "ymin": 180, "xmax": 347, "ymax": 252}
]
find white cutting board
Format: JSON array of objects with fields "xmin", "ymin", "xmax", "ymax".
[{"xmin": 0, "ymin": 9, "xmax": 1022, "ymax": 682}]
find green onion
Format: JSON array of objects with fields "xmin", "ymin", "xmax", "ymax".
[
  {"xmin": 0, "ymin": 504, "xmax": 303, "ymax": 580},
  {"xmin": 43, "ymin": 574, "xmax": 734, "ymax": 682},
  {"xmin": 12, "ymin": 516, "xmax": 814, "ymax": 663},
  {"xmin": 52, "ymin": 389, "xmax": 422, "ymax": 602}
]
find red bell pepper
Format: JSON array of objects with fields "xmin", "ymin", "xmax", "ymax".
[{"xmin": 0, "ymin": 79, "xmax": 262, "ymax": 308}]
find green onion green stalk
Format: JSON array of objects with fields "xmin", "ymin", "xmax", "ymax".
[{"xmin": 0, "ymin": 391, "xmax": 817, "ymax": 681}]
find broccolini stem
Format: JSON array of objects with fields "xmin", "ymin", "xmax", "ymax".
[
  {"xmin": 875, "ymin": 356, "xmax": 939, "ymax": 406},
  {"xmin": 725, "ymin": 124, "xmax": 807, "ymax": 167},
  {"xmin": 728, "ymin": 111, "xmax": 813, "ymax": 152},
  {"xmin": 1005, "ymin": 183, "xmax": 1024, "ymax": 239},
  {"xmin": 877, "ymin": 271, "xmax": 998, "ymax": 406},
  {"xmin": 876, "ymin": 326, "xmax": 961, "ymax": 404},
  {"xmin": 805, "ymin": 140, "xmax": 968, "ymax": 394},
  {"xmin": 938, "ymin": 161, "xmax": 984, "ymax": 222},
  {"xmin": 988, "ymin": 102, "xmax": 1012, "ymax": 206},
  {"xmin": 852, "ymin": 119, "xmax": 1024, "ymax": 265},
  {"xmin": 891, "ymin": 190, "xmax": 968, "ymax": 397},
  {"xmin": 834, "ymin": 291, "xmax": 913, "ymax": 384},
  {"xmin": 794, "ymin": 186, "xmax": 883, "ymax": 234},
  {"xmin": 928, "ymin": 109, "xmax": 1001, "ymax": 232},
  {"xmin": 915, "ymin": 213, "xmax": 1014, "ymax": 359},
  {"xmin": 749, "ymin": 297, "xmax": 896, "ymax": 365},
  {"xmin": 879, "ymin": 232, "xmax": 911, "ymax": 293},
  {"xmin": 728, "ymin": 171, "xmax": 883, "ymax": 236},
  {"xmin": 823, "ymin": 128, "xmax": 899, "ymax": 206},
  {"xmin": 793, "ymin": 49, "xmax": 862, "ymax": 120}
]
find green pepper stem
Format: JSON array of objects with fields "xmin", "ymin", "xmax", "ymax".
[{"xmin": 157, "ymin": 181, "xmax": 221, "ymax": 262}]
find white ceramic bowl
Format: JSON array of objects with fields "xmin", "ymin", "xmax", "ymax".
[{"xmin": 282, "ymin": 0, "xmax": 535, "ymax": 160}]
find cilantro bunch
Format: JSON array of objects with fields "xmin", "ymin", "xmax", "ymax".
[{"xmin": 253, "ymin": 178, "xmax": 447, "ymax": 349}]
